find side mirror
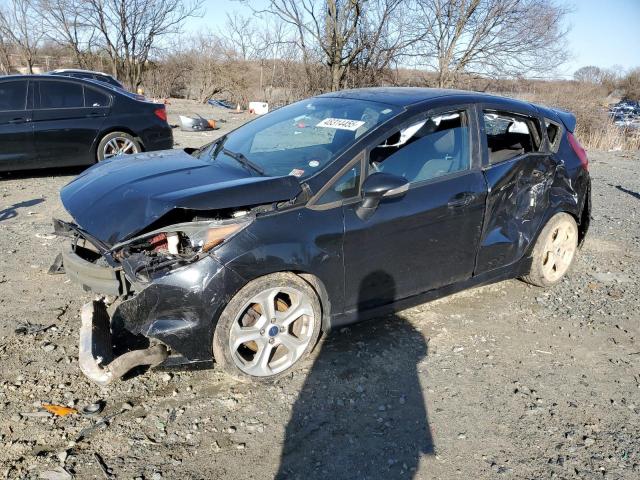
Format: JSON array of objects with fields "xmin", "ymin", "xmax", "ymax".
[{"xmin": 356, "ymin": 172, "xmax": 409, "ymax": 220}]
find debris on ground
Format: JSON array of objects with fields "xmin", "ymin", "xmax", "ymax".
[{"xmin": 42, "ymin": 404, "xmax": 78, "ymax": 417}]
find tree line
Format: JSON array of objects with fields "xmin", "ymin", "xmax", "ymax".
[{"xmin": 0, "ymin": 0, "xmax": 575, "ymax": 97}]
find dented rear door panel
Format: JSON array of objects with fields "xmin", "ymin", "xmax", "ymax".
[
  {"xmin": 475, "ymin": 153, "xmax": 556, "ymax": 273},
  {"xmin": 474, "ymin": 101, "xmax": 558, "ymax": 273}
]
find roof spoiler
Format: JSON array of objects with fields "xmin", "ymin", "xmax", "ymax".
[
  {"xmin": 535, "ymin": 104, "xmax": 577, "ymax": 133},
  {"xmin": 555, "ymin": 109, "xmax": 576, "ymax": 133}
]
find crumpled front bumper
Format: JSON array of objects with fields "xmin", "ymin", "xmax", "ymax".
[
  {"xmin": 80, "ymin": 300, "xmax": 168, "ymax": 385},
  {"xmin": 61, "ymin": 242, "xmax": 128, "ymax": 296},
  {"xmin": 55, "ymin": 224, "xmax": 247, "ymax": 382}
]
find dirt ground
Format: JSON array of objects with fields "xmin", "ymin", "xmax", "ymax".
[{"xmin": 0, "ymin": 101, "xmax": 639, "ymax": 479}]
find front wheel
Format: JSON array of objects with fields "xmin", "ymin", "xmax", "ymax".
[
  {"xmin": 212, "ymin": 272, "xmax": 322, "ymax": 382},
  {"xmin": 522, "ymin": 212, "xmax": 578, "ymax": 287},
  {"xmin": 96, "ymin": 132, "xmax": 140, "ymax": 161}
]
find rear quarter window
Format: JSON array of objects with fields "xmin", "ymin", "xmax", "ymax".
[
  {"xmin": 84, "ymin": 87, "xmax": 110, "ymax": 107},
  {"xmin": 545, "ymin": 118, "xmax": 563, "ymax": 153}
]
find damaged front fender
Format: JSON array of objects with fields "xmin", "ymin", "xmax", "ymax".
[{"xmin": 112, "ymin": 255, "xmax": 247, "ymax": 362}]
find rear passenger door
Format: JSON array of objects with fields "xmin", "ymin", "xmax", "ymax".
[
  {"xmin": 475, "ymin": 104, "xmax": 555, "ymax": 273},
  {"xmin": 0, "ymin": 79, "xmax": 36, "ymax": 171},
  {"xmin": 33, "ymin": 79, "xmax": 111, "ymax": 167}
]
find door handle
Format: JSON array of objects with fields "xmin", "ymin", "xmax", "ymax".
[
  {"xmin": 8, "ymin": 117, "xmax": 27, "ymax": 124},
  {"xmin": 447, "ymin": 193, "xmax": 476, "ymax": 208}
]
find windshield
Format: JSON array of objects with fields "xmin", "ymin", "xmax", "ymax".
[{"xmin": 195, "ymin": 97, "xmax": 401, "ymax": 179}]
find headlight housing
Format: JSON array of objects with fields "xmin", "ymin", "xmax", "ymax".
[
  {"xmin": 113, "ymin": 219, "xmax": 251, "ymax": 258},
  {"xmin": 178, "ymin": 222, "xmax": 250, "ymax": 253}
]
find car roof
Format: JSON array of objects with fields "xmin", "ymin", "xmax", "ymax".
[
  {"xmin": 0, "ymin": 73, "xmax": 131, "ymax": 95},
  {"xmin": 50, "ymin": 68, "xmax": 113, "ymax": 77},
  {"xmin": 318, "ymin": 87, "xmax": 533, "ymax": 109}
]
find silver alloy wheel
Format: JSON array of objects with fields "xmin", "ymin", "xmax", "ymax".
[
  {"xmin": 229, "ymin": 286, "xmax": 316, "ymax": 377},
  {"xmin": 541, "ymin": 218, "xmax": 578, "ymax": 283},
  {"xmin": 103, "ymin": 136, "xmax": 138, "ymax": 158}
]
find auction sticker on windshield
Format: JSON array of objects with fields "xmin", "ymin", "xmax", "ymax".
[{"xmin": 316, "ymin": 118, "xmax": 366, "ymax": 131}]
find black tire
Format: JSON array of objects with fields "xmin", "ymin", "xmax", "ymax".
[
  {"xmin": 212, "ymin": 272, "xmax": 322, "ymax": 382},
  {"xmin": 522, "ymin": 212, "xmax": 578, "ymax": 287},
  {"xmin": 96, "ymin": 131, "xmax": 141, "ymax": 161}
]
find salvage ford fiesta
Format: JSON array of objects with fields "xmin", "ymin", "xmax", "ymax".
[{"xmin": 52, "ymin": 88, "xmax": 591, "ymax": 385}]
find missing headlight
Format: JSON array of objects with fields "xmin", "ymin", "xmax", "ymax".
[{"xmin": 112, "ymin": 219, "xmax": 252, "ymax": 271}]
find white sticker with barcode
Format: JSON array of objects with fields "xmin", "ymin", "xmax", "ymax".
[{"xmin": 316, "ymin": 118, "xmax": 366, "ymax": 131}]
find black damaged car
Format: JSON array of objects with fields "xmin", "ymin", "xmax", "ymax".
[{"xmin": 53, "ymin": 88, "xmax": 591, "ymax": 384}]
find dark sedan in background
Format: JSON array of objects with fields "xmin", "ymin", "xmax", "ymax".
[{"xmin": 0, "ymin": 75, "xmax": 173, "ymax": 172}]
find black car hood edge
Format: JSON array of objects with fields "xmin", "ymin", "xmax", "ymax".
[{"xmin": 60, "ymin": 149, "xmax": 301, "ymax": 245}]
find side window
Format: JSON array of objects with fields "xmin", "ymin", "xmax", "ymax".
[
  {"xmin": 316, "ymin": 162, "xmax": 361, "ymax": 205},
  {"xmin": 84, "ymin": 87, "xmax": 110, "ymax": 107},
  {"xmin": 545, "ymin": 118, "xmax": 562, "ymax": 153},
  {"xmin": 370, "ymin": 110, "xmax": 470, "ymax": 184},
  {"xmin": 39, "ymin": 81, "xmax": 84, "ymax": 109},
  {"xmin": 0, "ymin": 81, "xmax": 27, "ymax": 111},
  {"xmin": 483, "ymin": 111, "xmax": 540, "ymax": 164}
]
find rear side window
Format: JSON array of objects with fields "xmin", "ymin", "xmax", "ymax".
[
  {"xmin": 370, "ymin": 110, "xmax": 471, "ymax": 184},
  {"xmin": 39, "ymin": 81, "xmax": 84, "ymax": 109},
  {"xmin": 483, "ymin": 111, "xmax": 540, "ymax": 164},
  {"xmin": 0, "ymin": 81, "xmax": 27, "ymax": 111},
  {"xmin": 545, "ymin": 119, "xmax": 562, "ymax": 153},
  {"xmin": 84, "ymin": 87, "xmax": 110, "ymax": 107}
]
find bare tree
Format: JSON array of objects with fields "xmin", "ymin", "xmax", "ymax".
[
  {"xmin": 36, "ymin": 0, "xmax": 96, "ymax": 68},
  {"xmin": 77, "ymin": 0, "xmax": 203, "ymax": 89},
  {"xmin": 349, "ymin": 0, "xmax": 422, "ymax": 87},
  {"xmin": 573, "ymin": 65, "xmax": 604, "ymax": 84},
  {"xmin": 620, "ymin": 67, "xmax": 640, "ymax": 101},
  {"xmin": 260, "ymin": 0, "xmax": 416, "ymax": 92},
  {"xmin": 0, "ymin": 33, "xmax": 13, "ymax": 74},
  {"xmin": 413, "ymin": 0, "xmax": 569, "ymax": 88},
  {"xmin": 0, "ymin": 0, "xmax": 45, "ymax": 73},
  {"xmin": 222, "ymin": 12, "xmax": 258, "ymax": 61}
]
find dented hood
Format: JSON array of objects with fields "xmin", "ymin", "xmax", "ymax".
[{"xmin": 61, "ymin": 149, "xmax": 301, "ymax": 245}]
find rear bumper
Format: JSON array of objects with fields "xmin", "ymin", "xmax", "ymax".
[{"xmin": 140, "ymin": 124, "xmax": 174, "ymax": 151}]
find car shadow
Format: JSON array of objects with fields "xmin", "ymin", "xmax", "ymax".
[
  {"xmin": 0, "ymin": 166, "xmax": 86, "ymax": 181},
  {"xmin": 615, "ymin": 184, "xmax": 640, "ymax": 200},
  {"xmin": 276, "ymin": 271, "xmax": 434, "ymax": 479},
  {"xmin": 0, "ymin": 198, "xmax": 45, "ymax": 222}
]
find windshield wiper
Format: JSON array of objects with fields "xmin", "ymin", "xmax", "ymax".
[{"xmin": 222, "ymin": 148, "xmax": 265, "ymax": 176}]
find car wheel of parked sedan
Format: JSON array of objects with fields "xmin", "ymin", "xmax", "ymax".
[
  {"xmin": 523, "ymin": 213, "xmax": 578, "ymax": 287},
  {"xmin": 213, "ymin": 272, "xmax": 322, "ymax": 382},
  {"xmin": 97, "ymin": 132, "xmax": 140, "ymax": 161}
]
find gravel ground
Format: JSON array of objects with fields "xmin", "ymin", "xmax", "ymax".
[{"xmin": 0, "ymin": 104, "xmax": 639, "ymax": 479}]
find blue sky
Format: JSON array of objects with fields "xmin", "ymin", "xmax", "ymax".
[{"xmin": 186, "ymin": 0, "xmax": 640, "ymax": 78}]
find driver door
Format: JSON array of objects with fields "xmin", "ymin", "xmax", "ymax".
[{"xmin": 341, "ymin": 106, "xmax": 487, "ymax": 313}]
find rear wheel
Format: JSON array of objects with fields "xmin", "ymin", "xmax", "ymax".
[
  {"xmin": 212, "ymin": 272, "xmax": 322, "ymax": 382},
  {"xmin": 522, "ymin": 213, "xmax": 578, "ymax": 287},
  {"xmin": 97, "ymin": 132, "xmax": 140, "ymax": 161}
]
